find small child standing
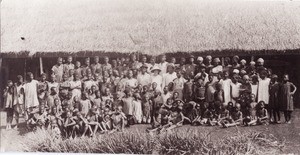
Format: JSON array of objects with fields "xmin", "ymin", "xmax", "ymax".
[
  {"xmin": 3, "ymin": 80, "xmax": 17, "ymax": 129},
  {"xmin": 256, "ymin": 101, "xmax": 269, "ymax": 125},
  {"xmin": 79, "ymin": 92, "xmax": 92, "ymax": 117},
  {"xmin": 281, "ymin": 74, "xmax": 297, "ymax": 124},
  {"xmin": 142, "ymin": 93, "xmax": 152, "ymax": 124},
  {"xmin": 132, "ymin": 93, "xmax": 143, "ymax": 124}
]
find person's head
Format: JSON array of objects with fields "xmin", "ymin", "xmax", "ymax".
[
  {"xmin": 40, "ymin": 105, "xmax": 45, "ymax": 113},
  {"xmin": 112, "ymin": 59, "xmax": 117, "ymax": 67},
  {"xmin": 84, "ymin": 57, "xmax": 90, "ymax": 66},
  {"xmin": 73, "ymin": 96, "xmax": 79, "ymax": 102},
  {"xmin": 235, "ymin": 103, "xmax": 241, "ymax": 111},
  {"xmin": 168, "ymin": 82, "xmax": 174, "ymax": 91},
  {"xmin": 151, "ymin": 67, "xmax": 161, "ymax": 75},
  {"xmin": 170, "ymin": 57, "xmax": 176, "ymax": 64},
  {"xmin": 176, "ymin": 70, "xmax": 182, "ymax": 78},
  {"xmin": 227, "ymin": 102, "xmax": 234, "ymax": 110},
  {"xmin": 243, "ymin": 75, "xmax": 250, "ymax": 84},
  {"xmin": 167, "ymin": 64, "xmax": 175, "ymax": 73},
  {"xmin": 116, "ymin": 105, "xmax": 123, "ymax": 113},
  {"xmin": 104, "ymin": 56, "xmax": 109, "ymax": 64},
  {"xmin": 125, "ymin": 88, "xmax": 132, "ymax": 97},
  {"xmin": 27, "ymin": 72, "xmax": 34, "ymax": 80},
  {"xmin": 205, "ymin": 55, "xmax": 212, "ymax": 65},
  {"xmin": 91, "ymin": 85, "xmax": 97, "ymax": 92},
  {"xmin": 213, "ymin": 58, "xmax": 220, "ymax": 66},
  {"xmin": 133, "ymin": 93, "xmax": 141, "ymax": 100},
  {"xmin": 50, "ymin": 87, "xmax": 57, "ymax": 95},
  {"xmin": 104, "ymin": 88, "xmax": 111, "ymax": 96},
  {"xmin": 251, "ymin": 75, "xmax": 258, "ymax": 84},
  {"xmin": 67, "ymin": 91, "xmax": 73, "ymax": 99},
  {"xmin": 63, "ymin": 74, "xmax": 69, "ymax": 82},
  {"xmin": 7, "ymin": 80, "xmax": 13, "ymax": 87},
  {"xmin": 131, "ymin": 53, "xmax": 137, "ymax": 61},
  {"xmin": 17, "ymin": 75, "xmax": 23, "ymax": 83},
  {"xmin": 67, "ymin": 56, "xmax": 72, "ymax": 63},
  {"xmin": 223, "ymin": 71, "xmax": 229, "ymax": 79},
  {"xmin": 197, "ymin": 57, "xmax": 203, "ymax": 64},
  {"xmin": 74, "ymin": 73, "xmax": 80, "ymax": 81},
  {"xmin": 82, "ymin": 92, "xmax": 88, "ymax": 99},
  {"xmin": 163, "ymin": 86, "xmax": 168, "ymax": 93},
  {"xmin": 173, "ymin": 91, "xmax": 179, "ymax": 99},
  {"xmin": 54, "ymin": 98, "xmax": 60, "ymax": 105},
  {"xmin": 258, "ymin": 101, "xmax": 265, "ymax": 109},
  {"xmin": 197, "ymin": 78, "xmax": 204, "ymax": 87},
  {"xmin": 141, "ymin": 64, "xmax": 148, "ymax": 74},
  {"xmin": 141, "ymin": 55, "xmax": 147, "ymax": 63},
  {"xmin": 87, "ymin": 73, "xmax": 93, "ymax": 80},
  {"xmin": 150, "ymin": 56, "xmax": 156, "ymax": 64},
  {"xmin": 189, "ymin": 55, "xmax": 195, "ymax": 64},
  {"xmin": 94, "ymin": 56, "xmax": 99, "ymax": 63},
  {"xmin": 257, "ymin": 58, "xmax": 264, "ymax": 66},
  {"xmin": 142, "ymin": 85, "xmax": 148, "ymax": 92},
  {"xmin": 143, "ymin": 93, "xmax": 150, "ymax": 101},
  {"xmin": 127, "ymin": 70, "xmax": 133, "ymax": 78},
  {"xmin": 40, "ymin": 73, "xmax": 46, "ymax": 81},
  {"xmin": 260, "ymin": 70, "xmax": 268, "ymax": 79},
  {"xmin": 75, "ymin": 61, "xmax": 81, "ymax": 68},
  {"xmin": 224, "ymin": 57, "xmax": 231, "ymax": 66},
  {"xmin": 283, "ymin": 74, "xmax": 289, "ymax": 82},
  {"xmin": 250, "ymin": 94, "xmax": 256, "ymax": 102},
  {"xmin": 271, "ymin": 74, "xmax": 278, "ymax": 83},
  {"xmin": 152, "ymin": 82, "xmax": 157, "ymax": 90},
  {"xmin": 208, "ymin": 74, "xmax": 213, "ymax": 82},
  {"xmin": 240, "ymin": 59, "xmax": 246, "ymax": 66},
  {"xmin": 57, "ymin": 57, "xmax": 63, "ymax": 65},
  {"xmin": 232, "ymin": 74, "xmax": 239, "ymax": 83},
  {"xmin": 232, "ymin": 55, "xmax": 239, "ymax": 64},
  {"xmin": 180, "ymin": 57, "xmax": 186, "ymax": 65},
  {"xmin": 250, "ymin": 61, "xmax": 255, "ymax": 67},
  {"xmin": 161, "ymin": 55, "xmax": 166, "ymax": 62}
]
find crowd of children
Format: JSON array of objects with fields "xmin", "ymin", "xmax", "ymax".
[{"xmin": 3, "ymin": 54, "xmax": 297, "ymax": 137}]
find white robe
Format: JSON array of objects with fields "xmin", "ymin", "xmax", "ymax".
[
  {"xmin": 257, "ymin": 78, "xmax": 271, "ymax": 104},
  {"xmin": 24, "ymin": 80, "xmax": 39, "ymax": 108},
  {"xmin": 220, "ymin": 78, "xmax": 232, "ymax": 106},
  {"xmin": 151, "ymin": 75, "xmax": 163, "ymax": 92}
]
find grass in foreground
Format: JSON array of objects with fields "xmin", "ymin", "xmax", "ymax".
[{"xmin": 21, "ymin": 128, "xmax": 285, "ymax": 154}]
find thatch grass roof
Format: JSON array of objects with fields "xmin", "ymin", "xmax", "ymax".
[{"xmin": 1, "ymin": 0, "xmax": 300, "ymax": 57}]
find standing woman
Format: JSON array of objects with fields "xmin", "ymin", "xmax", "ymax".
[
  {"xmin": 281, "ymin": 74, "xmax": 297, "ymax": 124},
  {"xmin": 24, "ymin": 72, "xmax": 40, "ymax": 116},
  {"xmin": 150, "ymin": 66, "xmax": 163, "ymax": 92}
]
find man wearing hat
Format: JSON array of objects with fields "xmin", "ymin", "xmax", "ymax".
[
  {"xmin": 185, "ymin": 55, "xmax": 197, "ymax": 78},
  {"xmin": 195, "ymin": 56, "xmax": 205, "ymax": 75},
  {"xmin": 150, "ymin": 66, "xmax": 163, "ymax": 92},
  {"xmin": 137, "ymin": 64, "xmax": 151, "ymax": 87},
  {"xmin": 256, "ymin": 58, "xmax": 267, "ymax": 75}
]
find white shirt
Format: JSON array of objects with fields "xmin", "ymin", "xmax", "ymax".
[
  {"xmin": 257, "ymin": 78, "xmax": 271, "ymax": 104},
  {"xmin": 137, "ymin": 73, "xmax": 151, "ymax": 86},
  {"xmin": 151, "ymin": 74, "xmax": 163, "ymax": 92},
  {"xmin": 162, "ymin": 72, "xmax": 177, "ymax": 89}
]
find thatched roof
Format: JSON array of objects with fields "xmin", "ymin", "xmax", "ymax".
[{"xmin": 1, "ymin": 0, "xmax": 300, "ymax": 57}]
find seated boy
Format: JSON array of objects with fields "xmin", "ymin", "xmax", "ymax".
[
  {"xmin": 221, "ymin": 103, "xmax": 243, "ymax": 128},
  {"xmin": 110, "ymin": 106, "xmax": 127, "ymax": 133}
]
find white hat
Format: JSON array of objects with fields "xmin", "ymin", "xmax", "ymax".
[
  {"xmin": 206, "ymin": 55, "xmax": 212, "ymax": 60},
  {"xmin": 240, "ymin": 59, "xmax": 246, "ymax": 64},
  {"xmin": 233, "ymin": 69, "xmax": 240, "ymax": 74},
  {"xmin": 257, "ymin": 58, "xmax": 264, "ymax": 63},
  {"xmin": 250, "ymin": 61, "xmax": 255, "ymax": 65},
  {"xmin": 197, "ymin": 56, "xmax": 203, "ymax": 62},
  {"xmin": 151, "ymin": 66, "xmax": 161, "ymax": 72}
]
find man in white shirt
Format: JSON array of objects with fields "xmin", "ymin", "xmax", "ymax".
[
  {"xmin": 137, "ymin": 64, "xmax": 151, "ymax": 87},
  {"xmin": 159, "ymin": 55, "xmax": 168, "ymax": 75},
  {"xmin": 162, "ymin": 64, "xmax": 177, "ymax": 89}
]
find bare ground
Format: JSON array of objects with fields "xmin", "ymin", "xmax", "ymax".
[{"xmin": 1, "ymin": 109, "xmax": 300, "ymax": 153}]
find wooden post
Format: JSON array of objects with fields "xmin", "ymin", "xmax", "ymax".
[
  {"xmin": 39, "ymin": 57, "xmax": 43, "ymax": 74},
  {"xmin": 24, "ymin": 58, "xmax": 27, "ymax": 81}
]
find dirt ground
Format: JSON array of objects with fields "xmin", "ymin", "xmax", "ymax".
[{"xmin": 1, "ymin": 109, "xmax": 300, "ymax": 154}]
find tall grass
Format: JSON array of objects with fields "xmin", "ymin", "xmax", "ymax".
[{"xmin": 21, "ymin": 128, "xmax": 284, "ymax": 154}]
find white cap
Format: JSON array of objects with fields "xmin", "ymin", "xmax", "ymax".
[
  {"xmin": 233, "ymin": 69, "xmax": 240, "ymax": 74},
  {"xmin": 257, "ymin": 58, "xmax": 264, "ymax": 63},
  {"xmin": 197, "ymin": 56, "xmax": 203, "ymax": 62}
]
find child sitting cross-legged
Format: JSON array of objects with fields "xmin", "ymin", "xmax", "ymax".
[{"xmin": 221, "ymin": 103, "xmax": 243, "ymax": 128}]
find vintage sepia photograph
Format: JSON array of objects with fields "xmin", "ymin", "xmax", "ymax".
[{"xmin": 1, "ymin": 0, "xmax": 300, "ymax": 154}]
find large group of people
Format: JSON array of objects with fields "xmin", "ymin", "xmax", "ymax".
[{"xmin": 3, "ymin": 53, "xmax": 297, "ymax": 137}]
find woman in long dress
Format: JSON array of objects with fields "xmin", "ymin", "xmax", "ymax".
[{"xmin": 257, "ymin": 71, "xmax": 271, "ymax": 105}]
